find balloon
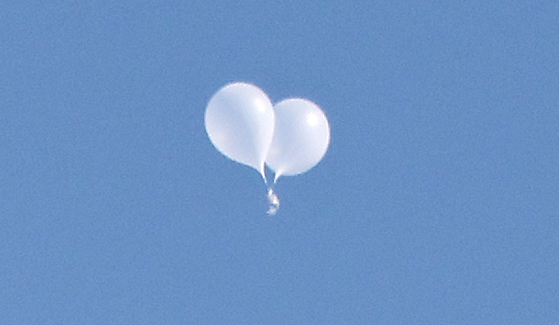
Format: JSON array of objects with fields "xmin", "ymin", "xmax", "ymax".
[
  {"xmin": 205, "ymin": 82, "xmax": 275, "ymax": 180},
  {"xmin": 265, "ymin": 98, "xmax": 330, "ymax": 182}
]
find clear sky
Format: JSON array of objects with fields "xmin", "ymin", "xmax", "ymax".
[{"xmin": 1, "ymin": 0, "xmax": 558, "ymax": 324}]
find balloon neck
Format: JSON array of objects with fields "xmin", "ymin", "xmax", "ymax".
[{"xmin": 259, "ymin": 167, "xmax": 269, "ymax": 186}]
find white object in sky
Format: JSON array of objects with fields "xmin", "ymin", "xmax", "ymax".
[
  {"xmin": 266, "ymin": 188, "xmax": 280, "ymax": 215},
  {"xmin": 205, "ymin": 82, "xmax": 275, "ymax": 181},
  {"xmin": 265, "ymin": 98, "xmax": 330, "ymax": 183}
]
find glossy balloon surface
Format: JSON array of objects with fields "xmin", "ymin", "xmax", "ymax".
[
  {"xmin": 265, "ymin": 98, "xmax": 330, "ymax": 181},
  {"xmin": 205, "ymin": 82, "xmax": 275, "ymax": 178}
]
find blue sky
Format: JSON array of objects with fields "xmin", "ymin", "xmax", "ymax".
[{"xmin": 1, "ymin": 0, "xmax": 558, "ymax": 324}]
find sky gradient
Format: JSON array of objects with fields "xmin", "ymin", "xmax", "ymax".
[{"xmin": 1, "ymin": 0, "xmax": 558, "ymax": 324}]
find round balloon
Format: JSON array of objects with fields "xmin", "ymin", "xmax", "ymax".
[
  {"xmin": 205, "ymin": 82, "xmax": 275, "ymax": 180},
  {"xmin": 265, "ymin": 98, "xmax": 330, "ymax": 182}
]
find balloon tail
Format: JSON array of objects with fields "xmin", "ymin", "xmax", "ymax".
[
  {"xmin": 259, "ymin": 166, "xmax": 269, "ymax": 186},
  {"xmin": 266, "ymin": 188, "xmax": 280, "ymax": 215},
  {"xmin": 273, "ymin": 173, "xmax": 280, "ymax": 185},
  {"xmin": 262, "ymin": 172, "xmax": 268, "ymax": 186}
]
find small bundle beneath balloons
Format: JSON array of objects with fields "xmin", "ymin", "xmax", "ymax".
[{"xmin": 205, "ymin": 82, "xmax": 331, "ymax": 215}]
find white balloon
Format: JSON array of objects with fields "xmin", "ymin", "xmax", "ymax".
[
  {"xmin": 205, "ymin": 82, "xmax": 275, "ymax": 180},
  {"xmin": 266, "ymin": 98, "xmax": 330, "ymax": 182}
]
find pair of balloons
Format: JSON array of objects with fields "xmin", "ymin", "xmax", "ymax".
[{"xmin": 205, "ymin": 82, "xmax": 330, "ymax": 185}]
